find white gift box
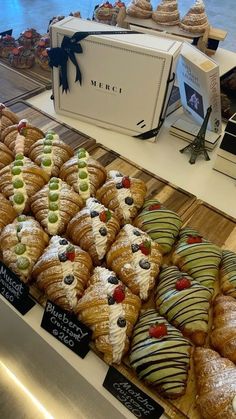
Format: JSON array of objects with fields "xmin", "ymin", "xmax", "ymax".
[{"xmin": 50, "ymin": 17, "xmax": 182, "ymax": 139}]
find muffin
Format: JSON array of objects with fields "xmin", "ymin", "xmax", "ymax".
[
  {"xmin": 18, "ymin": 28, "xmax": 41, "ymax": 49},
  {"xmin": 0, "ymin": 34, "xmax": 17, "ymax": 58}
]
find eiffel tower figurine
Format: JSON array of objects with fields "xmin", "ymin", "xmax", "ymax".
[{"xmin": 180, "ymin": 106, "xmax": 212, "ymax": 164}]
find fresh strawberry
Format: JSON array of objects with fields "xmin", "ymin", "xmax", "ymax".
[
  {"xmin": 187, "ymin": 235, "xmax": 203, "ymax": 244},
  {"xmin": 149, "ymin": 323, "xmax": 167, "ymax": 338},
  {"xmin": 122, "ymin": 176, "xmax": 131, "ymax": 188},
  {"xmin": 17, "ymin": 119, "xmax": 27, "ymax": 133},
  {"xmin": 12, "ymin": 47, "xmax": 20, "ymax": 56},
  {"xmin": 148, "ymin": 203, "xmax": 161, "ymax": 211},
  {"xmin": 139, "ymin": 240, "xmax": 151, "ymax": 255},
  {"xmin": 66, "ymin": 244, "xmax": 75, "ymax": 261},
  {"xmin": 175, "ymin": 277, "xmax": 191, "ymax": 291},
  {"xmin": 99, "ymin": 210, "xmax": 111, "ymax": 223},
  {"xmin": 113, "ymin": 285, "xmax": 125, "ymax": 303}
]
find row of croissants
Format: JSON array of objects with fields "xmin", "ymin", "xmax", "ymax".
[{"xmin": 0, "ymin": 103, "xmax": 236, "ymax": 418}]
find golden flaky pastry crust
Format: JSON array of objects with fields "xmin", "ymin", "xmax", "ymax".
[
  {"xmin": 0, "ymin": 103, "xmax": 19, "ymax": 139},
  {"xmin": 0, "ymin": 193, "xmax": 17, "ymax": 233},
  {"xmin": 0, "ymin": 142, "xmax": 14, "ymax": 169},
  {"xmin": 2, "ymin": 121, "xmax": 44, "ymax": 156}
]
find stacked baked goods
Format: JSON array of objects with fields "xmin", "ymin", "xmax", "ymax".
[
  {"xmin": 152, "ymin": 0, "xmax": 180, "ymax": 26},
  {"xmin": 17, "ymin": 28, "xmax": 41, "ymax": 49},
  {"xmin": 0, "ymin": 34, "xmax": 17, "ymax": 58},
  {"xmin": 34, "ymin": 36, "xmax": 50, "ymax": 71},
  {"xmin": 180, "ymin": 0, "xmax": 209, "ymax": 34},
  {"xmin": 8, "ymin": 46, "xmax": 35, "ymax": 69}
]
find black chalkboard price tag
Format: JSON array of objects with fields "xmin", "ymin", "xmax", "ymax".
[
  {"xmin": 41, "ymin": 300, "xmax": 92, "ymax": 358},
  {"xmin": 103, "ymin": 366, "xmax": 164, "ymax": 419},
  {"xmin": 0, "ymin": 261, "xmax": 35, "ymax": 315}
]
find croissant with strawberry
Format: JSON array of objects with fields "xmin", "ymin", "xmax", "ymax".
[{"xmin": 2, "ymin": 119, "xmax": 44, "ymax": 156}]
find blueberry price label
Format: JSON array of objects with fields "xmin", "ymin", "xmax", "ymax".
[
  {"xmin": 103, "ymin": 366, "xmax": 164, "ymax": 419},
  {"xmin": 41, "ymin": 300, "xmax": 92, "ymax": 358},
  {"xmin": 0, "ymin": 261, "xmax": 35, "ymax": 315}
]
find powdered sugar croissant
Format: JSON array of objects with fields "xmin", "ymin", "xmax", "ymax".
[
  {"xmin": 96, "ymin": 170, "xmax": 147, "ymax": 225},
  {"xmin": 0, "ymin": 193, "xmax": 17, "ymax": 233},
  {"xmin": 76, "ymin": 266, "xmax": 141, "ymax": 364},
  {"xmin": 0, "ymin": 215, "xmax": 49, "ymax": 283},
  {"xmin": 67, "ymin": 197, "xmax": 120, "ymax": 265},
  {"xmin": 106, "ymin": 224, "xmax": 162, "ymax": 300},
  {"xmin": 32, "ymin": 236, "xmax": 92, "ymax": 312},
  {"xmin": 30, "ymin": 177, "xmax": 83, "ymax": 236},
  {"xmin": 0, "ymin": 142, "xmax": 14, "ymax": 169},
  {"xmin": 0, "ymin": 103, "xmax": 19, "ymax": 139},
  {"xmin": 2, "ymin": 119, "xmax": 44, "ymax": 156}
]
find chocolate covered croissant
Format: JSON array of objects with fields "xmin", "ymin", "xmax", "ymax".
[
  {"xmin": 0, "ymin": 193, "xmax": 17, "ymax": 233},
  {"xmin": 129, "ymin": 308, "xmax": 192, "ymax": 398},
  {"xmin": 2, "ymin": 119, "xmax": 44, "ymax": 156},
  {"xmin": 30, "ymin": 177, "xmax": 83, "ymax": 236},
  {"xmin": 96, "ymin": 170, "xmax": 147, "ymax": 225},
  {"xmin": 28, "ymin": 130, "xmax": 74, "ymax": 177},
  {"xmin": 59, "ymin": 148, "xmax": 107, "ymax": 202},
  {"xmin": 106, "ymin": 224, "xmax": 162, "ymax": 300},
  {"xmin": 0, "ymin": 154, "xmax": 49, "ymax": 214},
  {"xmin": 172, "ymin": 227, "xmax": 222, "ymax": 294},
  {"xmin": 194, "ymin": 347, "xmax": 236, "ymax": 419},
  {"xmin": 76, "ymin": 266, "xmax": 141, "ymax": 364},
  {"xmin": 211, "ymin": 295, "xmax": 236, "ymax": 364},
  {"xmin": 133, "ymin": 199, "xmax": 182, "ymax": 254},
  {"xmin": 67, "ymin": 197, "xmax": 120, "ymax": 265},
  {"xmin": 0, "ymin": 215, "xmax": 49, "ymax": 283},
  {"xmin": 32, "ymin": 236, "xmax": 92, "ymax": 312},
  {"xmin": 220, "ymin": 250, "xmax": 236, "ymax": 298},
  {"xmin": 155, "ymin": 265, "xmax": 211, "ymax": 345},
  {"xmin": 0, "ymin": 103, "xmax": 19, "ymax": 139},
  {"xmin": 0, "ymin": 142, "xmax": 14, "ymax": 169}
]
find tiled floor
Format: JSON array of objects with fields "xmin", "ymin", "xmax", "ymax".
[{"xmin": 1, "ymin": 0, "xmax": 235, "ymax": 52}]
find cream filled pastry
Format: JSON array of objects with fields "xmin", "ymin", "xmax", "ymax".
[
  {"xmin": 67, "ymin": 197, "xmax": 120, "ymax": 265},
  {"xmin": 30, "ymin": 177, "xmax": 83, "ymax": 236},
  {"xmin": 133, "ymin": 199, "xmax": 182, "ymax": 254},
  {"xmin": 28, "ymin": 130, "xmax": 74, "ymax": 177},
  {"xmin": 126, "ymin": 0, "xmax": 153, "ymax": 18},
  {"xmin": 2, "ymin": 119, "xmax": 44, "ymax": 156},
  {"xmin": 172, "ymin": 227, "xmax": 222, "ymax": 294},
  {"xmin": 129, "ymin": 308, "xmax": 192, "ymax": 398},
  {"xmin": 96, "ymin": 170, "xmax": 147, "ymax": 225},
  {"xmin": 220, "ymin": 250, "xmax": 236, "ymax": 298},
  {"xmin": 0, "ymin": 215, "xmax": 49, "ymax": 283},
  {"xmin": 106, "ymin": 224, "xmax": 162, "ymax": 300},
  {"xmin": 32, "ymin": 236, "xmax": 92, "ymax": 312},
  {"xmin": 76, "ymin": 267, "xmax": 141, "ymax": 364},
  {"xmin": 59, "ymin": 148, "xmax": 107, "ymax": 202},
  {"xmin": 0, "ymin": 103, "xmax": 19, "ymax": 139},
  {"xmin": 155, "ymin": 265, "xmax": 211, "ymax": 345}
]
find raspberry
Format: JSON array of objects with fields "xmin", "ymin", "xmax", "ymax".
[
  {"xmin": 122, "ymin": 176, "xmax": 131, "ymax": 188},
  {"xmin": 149, "ymin": 323, "xmax": 167, "ymax": 338},
  {"xmin": 113, "ymin": 285, "xmax": 125, "ymax": 303},
  {"xmin": 175, "ymin": 277, "xmax": 191, "ymax": 291}
]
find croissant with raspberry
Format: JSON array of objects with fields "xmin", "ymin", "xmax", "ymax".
[
  {"xmin": 0, "ymin": 143, "xmax": 14, "ymax": 169},
  {"xmin": 2, "ymin": 119, "xmax": 44, "ymax": 156},
  {"xmin": 96, "ymin": 170, "xmax": 147, "ymax": 225},
  {"xmin": 0, "ymin": 103, "xmax": 19, "ymax": 139},
  {"xmin": 106, "ymin": 224, "xmax": 162, "ymax": 300},
  {"xmin": 0, "ymin": 193, "xmax": 17, "ymax": 233},
  {"xmin": 0, "ymin": 215, "xmax": 49, "ymax": 283},
  {"xmin": 76, "ymin": 266, "xmax": 141, "ymax": 364},
  {"xmin": 220, "ymin": 250, "xmax": 236, "ymax": 298},
  {"xmin": 32, "ymin": 236, "xmax": 92, "ymax": 312},
  {"xmin": 30, "ymin": 177, "xmax": 83, "ymax": 236},
  {"xmin": 67, "ymin": 197, "xmax": 120, "ymax": 265}
]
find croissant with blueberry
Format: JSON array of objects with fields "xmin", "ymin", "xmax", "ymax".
[
  {"xmin": 96, "ymin": 170, "xmax": 147, "ymax": 225},
  {"xmin": 30, "ymin": 177, "xmax": 83, "ymax": 236},
  {"xmin": 59, "ymin": 148, "xmax": 107, "ymax": 202},
  {"xmin": 2, "ymin": 119, "xmax": 44, "ymax": 156},
  {"xmin": 0, "ymin": 143, "xmax": 14, "ymax": 169},
  {"xmin": 28, "ymin": 130, "xmax": 74, "ymax": 177},
  {"xmin": 0, "ymin": 103, "xmax": 19, "ymax": 139},
  {"xmin": 76, "ymin": 266, "xmax": 141, "ymax": 364},
  {"xmin": 0, "ymin": 193, "xmax": 17, "ymax": 233},
  {"xmin": 32, "ymin": 236, "xmax": 92, "ymax": 312},
  {"xmin": 0, "ymin": 215, "xmax": 49, "ymax": 283},
  {"xmin": 67, "ymin": 197, "xmax": 120, "ymax": 265},
  {"xmin": 106, "ymin": 224, "xmax": 162, "ymax": 300}
]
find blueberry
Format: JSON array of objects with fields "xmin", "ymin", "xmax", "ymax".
[
  {"xmin": 58, "ymin": 252, "xmax": 67, "ymax": 262},
  {"xmin": 99, "ymin": 227, "xmax": 107, "ymax": 236},
  {"xmin": 92, "ymin": 198, "xmax": 99, "ymax": 203},
  {"xmin": 108, "ymin": 296, "xmax": 115, "ymax": 305},
  {"xmin": 125, "ymin": 197, "xmax": 133, "ymax": 205},
  {"xmin": 90, "ymin": 210, "xmax": 99, "ymax": 218},
  {"xmin": 131, "ymin": 244, "xmax": 139, "ymax": 253},
  {"xmin": 64, "ymin": 275, "xmax": 75, "ymax": 285},
  {"xmin": 117, "ymin": 317, "xmax": 126, "ymax": 327},
  {"xmin": 139, "ymin": 259, "xmax": 150, "ymax": 270},
  {"xmin": 133, "ymin": 229, "xmax": 141, "ymax": 236},
  {"xmin": 108, "ymin": 276, "xmax": 119, "ymax": 285},
  {"xmin": 116, "ymin": 182, "xmax": 123, "ymax": 189},
  {"xmin": 59, "ymin": 239, "xmax": 68, "ymax": 246}
]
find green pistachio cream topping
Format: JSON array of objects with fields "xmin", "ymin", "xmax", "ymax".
[
  {"xmin": 13, "ymin": 192, "xmax": 25, "ymax": 205},
  {"xmin": 15, "ymin": 243, "xmax": 26, "ymax": 255},
  {"xmin": 17, "ymin": 257, "xmax": 30, "ymax": 270}
]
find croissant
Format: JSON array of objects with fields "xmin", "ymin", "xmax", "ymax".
[
  {"xmin": 28, "ymin": 130, "xmax": 74, "ymax": 177},
  {"xmin": 172, "ymin": 227, "xmax": 222, "ymax": 294},
  {"xmin": 106, "ymin": 224, "xmax": 162, "ymax": 300},
  {"xmin": 129, "ymin": 308, "xmax": 192, "ymax": 398},
  {"xmin": 67, "ymin": 197, "xmax": 120, "ymax": 265},
  {"xmin": 0, "ymin": 142, "xmax": 14, "ymax": 169},
  {"xmin": 2, "ymin": 119, "xmax": 44, "ymax": 156},
  {"xmin": 155, "ymin": 265, "xmax": 211, "ymax": 345},
  {"xmin": 0, "ymin": 215, "xmax": 49, "ymax": 283},
  {"xmin": 220, "ymin": 250, "xmax": 236, "ymax": 298},
  {"xmin": 210, "ymin": 295, "xmax": 236, "ymax": 363},
  {"xmin": 30, "ymin": 177, "xmax": 83, "ymax": 236},
  {"xmin": 59, "ymin": 148, "xmax": 107, "ymax": 202},
  {"xmin": 32, "ymin": 236, "xmax": 92, "ymax": 312},
  {"xmin": 76, "ymin": 266, "xmax": 141, "ymax": 364},
  {"xmin": 194, "ymin": 347, "xmax": 236, "ymax": 419},
  {"xmin": 96, "ymin": 170, "xmax": 147, "ymax": 225},
  {"xmin": 0, "ymin": 103, "xmax": 19, "ymax": 139},
  {"xmin": 0, "ymin": 155, "xmax": 49, "ymax": 214},
  {"xmin": 133, "ymin": 199, "xmax": 182, "ymax": 254},
  {"xmin": 0, "ymin": 193, "xmax": 17, "ymax": 233}
]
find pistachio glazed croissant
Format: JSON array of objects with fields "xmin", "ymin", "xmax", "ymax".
[
  {"xmin": 76, "ymin": 266, "xmax": 141, "ymax": 364},
  {"xmin": 0, "ymin": 103, "xmax": 19, "ymax": 139},
  {"xmin": 0, "ymin": 215, "xmax": 49, "ymax": 283},
  {"xmin": 32, "ymin": 236, "xmax": 92, "ymax": 312},
  {"xmin": 2, "ymin": 119, "xmax": 44, "ymax": 156}
]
